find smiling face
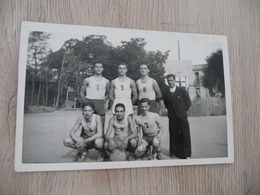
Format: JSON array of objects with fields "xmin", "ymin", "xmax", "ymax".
[
  {"xmin": 118, "ymin": 64, "xmax": 127, "ymax": 76},
  {"xmin": 140, "ymin": 102, "xmax": 150, "ymax": 115},
  {"xmin": 94, "ymin": 63, "xmax": 104, "ymax": 75},
  {"xmin": 167, "ymin": 76, "xmax": 176, "ymax": 88},
  {"xmin": 83, "ymin": 106, "xmax": 94, "ymax": 119},
  {"xmin": 140, "ymin": 64, "xmax": 149, "ymax": 76},
  {"xmin": 115, "ymin": 106, "xmax": 125, "ymax": 120}
]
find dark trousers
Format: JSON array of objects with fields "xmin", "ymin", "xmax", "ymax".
[{"xmin": 168, "ymin": 115, "xmax": 191, "ymax": 158}]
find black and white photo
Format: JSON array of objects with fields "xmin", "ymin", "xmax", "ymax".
[{"xmin": 15, "ymin": 22, "xmax": 233, "ymax": 172}]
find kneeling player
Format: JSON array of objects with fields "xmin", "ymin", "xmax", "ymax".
[
  {"xmin": 104, "ymin": 103, "xmax": 137, "ymax": 161},
  {"xmin": 135, "ymin": 98, "xmax": 164, "ymax": 160},
  {"xmin": 64, "ymin": 103, "xmax": 104, "ymax": 162}
]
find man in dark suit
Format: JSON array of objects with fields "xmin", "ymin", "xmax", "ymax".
[{"xmin": 163, "ymin": 74, "xmax": 192, "ymax": 159}]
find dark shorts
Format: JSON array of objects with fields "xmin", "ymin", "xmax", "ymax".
[
  {"xmin": 85, "ymin": 98, "xmax": 106, "ymax": 115},
  {"xmin": 142, "ymin": 136, "xmax": 156, "ymax": 145},
  {"xmin": 138, "ymin": 100, "xmax": 158, "ymax": 115}
]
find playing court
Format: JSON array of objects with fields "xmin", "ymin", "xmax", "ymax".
[{"xmin": 22, "ymin": 109, "xmax": 227, "ymax": 163}]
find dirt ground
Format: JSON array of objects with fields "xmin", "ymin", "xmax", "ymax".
[{"xmin": 22, "ymin": 109, "xmax": 227, "ymax": 163}]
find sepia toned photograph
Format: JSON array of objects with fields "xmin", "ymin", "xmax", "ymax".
[{"xmin": 15, "ymin": 21, "xmax": 233, "ymax": 172}]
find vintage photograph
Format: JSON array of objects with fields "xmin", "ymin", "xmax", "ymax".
[{"xmin": 15, "ymin": 22, "xmax": 233, "ymax": 172}]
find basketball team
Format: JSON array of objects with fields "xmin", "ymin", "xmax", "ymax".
[{"xmin": 64, "ymin": 62, "xmax": 192, "ymax": 162}]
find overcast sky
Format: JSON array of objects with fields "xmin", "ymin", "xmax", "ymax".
[{"xmin": 46, "ymin": 25, "xmax": 222, "ymax": 65}]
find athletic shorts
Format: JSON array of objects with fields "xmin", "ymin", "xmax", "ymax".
[
  {"xmin": 138, "ymin": 100, "xmax": 158, "ymax": 115},
  {"xmin": 105, "ymin": 137, "xmax": 137, "ymax": 151},
  {"xmin": 142, "ymin": 135, "xmax": 158, "ymax": 145},
  {"xmin": 85, "ymin": 98, "xmax": 106, "ymax": 115},
  {"xmin": 112, "ymin": 98, "xmax": 133, "ymax": 115}
]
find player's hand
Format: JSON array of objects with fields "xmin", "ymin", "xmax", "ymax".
[
  {"xmin": 119, "ymin": 139, "xmax": 128, "ymax": 150},
  {"xmin": 109, "ymin": 140, "xmax": 117, "ymax": 151},
  {"xmin": 76, "ymin": 140, "xmax": 85, "ymax": 149},
  {"xmin": 138, "ymin": 140, "xmax": 142, "ymax": 146}
]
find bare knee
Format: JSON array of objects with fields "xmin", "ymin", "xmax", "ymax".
[
  {"xmin": 129, "ymin": 139, "xmax": 137, "ymax": 148},
  {"xmin": 152, "ymin": 138, "xmax": 160, "ymax": 148},
  {"xmin": 64, "ymin": 138, "xmax": 72, "ymax": 147},
  {"xmin": 94, "ymin": 138, "xmax": 104, "ymax": 149}
]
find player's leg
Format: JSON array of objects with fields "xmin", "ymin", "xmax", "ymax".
[
  {"xmin": 94, "ymin": 137, "xmax": 107, "ymax": 162},
  {"xmin": 127, "ymin": 138, "xmax": 138, "ymax": 161},
  {"xmin": 152, "ymin": 137, "xmax": 164, "ymax": 160},
  {"xmin": 179, "ymin": 118, "xmax": 191, "ymax": 159},
  {"xmin": 63, "ymin": 137, "xmax": 77, "ymax": 149}
]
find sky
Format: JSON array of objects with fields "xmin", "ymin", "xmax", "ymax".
[{"xmin": 46, "ymin": 25, "xmax": 223, "ymax": 65}]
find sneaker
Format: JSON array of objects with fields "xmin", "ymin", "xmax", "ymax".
[
  {"xmin": 151, "ymin": 154, "xmax": 157, "ymax": 160},
  {"xmin": 77, "ymin": 151, "xmax": 89, "ymax": 162},
  {"xmin": 72, "ymin": 152, "xmax": 82, "ymax": 162},
  {"xmin": 142, "ymin": 153, "xmax": 152, "ymax": 160},
  {"xmin": 156, "ymin": 152, "xmax": 164, "ymax": 160},
  {"xmin": 97, "ymin": 155, "xmax": 104, "ymax": 162},
  {"xmin": 128, "ymin": 153, "xmax": 137, "ymax": 161}
]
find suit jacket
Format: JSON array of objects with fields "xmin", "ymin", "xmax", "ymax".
[{"xmin": 163, "ymin": 86, "xmax": 191, "ymax": 119}]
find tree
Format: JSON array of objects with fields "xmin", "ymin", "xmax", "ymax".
[
  {"xmin": 26, "ymin": 31, "xmax": 51, "ymax": 106},
  {"xmin": 202, "ymin": 49, "xmax": 225, "ymax": 98}
]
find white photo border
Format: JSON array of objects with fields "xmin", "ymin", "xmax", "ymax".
[{"xmin": 15, "ymin": 21, "xmax": 234, "ymax": 172}]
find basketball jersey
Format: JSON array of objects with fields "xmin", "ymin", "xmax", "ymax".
[
  {"xmin": 136, "ymin": 78, "xmax": 156, "ymax": 100},
  {"xmin": 113, "ymin": 116, "xmax": 130, "ymax": 141},
  {"xmin": 114, "ymin": 77, "xmax": 131, "ymax": 99},
  {"xmin": 81, "ymin": 114, "xmax": 97, "ymax": 137},
  {"xmin": 136, "ymin": 112, "xmax": 161, "ymax": 137},
  {"xmin": 86, "ymin": 76, "xmax": 107, "ymax": 99}
]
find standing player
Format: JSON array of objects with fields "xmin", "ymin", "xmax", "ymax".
[
  {"xmin": 104, "ymin": 103, "xmax": 137, "ymax": 161},
  {"xmin": 63, "ymin": 103, "xmax": 104, "ymax": 162},
  {"xmin": 136, "ymin": 64, "xmax": 163, "ymax": 115},
  {"xmin": 135, "ymin": 98, "xmax": 164, "ymax": 160},
  {"xmin": 109, "ymin": 63, "xmax": 138, "ymax": 116},
  {"xmin": 80, "ymin": 62, "xmax": 110, "ymax": 125}
]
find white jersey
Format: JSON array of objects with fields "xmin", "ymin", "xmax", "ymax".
[
  {"xmin": 136, "ymin": 77, "xmax": 156, "ymax": 100},
  {"xmin": 113, "ymin": 116, "xmax": 130, "ymax": 142},
  {"xmin": 114, "ymin": 77, "xmax": 132, "ymax": 99},
  {"xmin": 86, "ymin": 76, "xmax": 107, "ymax": 99}
]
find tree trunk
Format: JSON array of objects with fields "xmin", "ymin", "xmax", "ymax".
[
  {"xmin": 45, "ymin": 70, "xmax": 48, "ymax": 106},
  {"xmin": 36, "ymin": 78, "xmax": 42, "ymax": 106}
]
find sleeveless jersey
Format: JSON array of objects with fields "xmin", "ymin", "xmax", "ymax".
[
  {"xmin": 136, "ymin": 78, "xmax": 156, "ymax": 100},
  {"xmin": 113, "ymin": 116, "xmax": 130, "ymax": 141},
  {"xmin": 136, "ymin": 112, "xmax": 161, "ymax": 137},
  {"xmin": 114, "ymin": 78, "xmax": 131, "ymax": 99},
  {"xmin": 81, "ymin": 114, "xmax": 97, "ymax": 137},
  {"xmin": 86, "ymin": 76, "xmax": 107, "ymax": 99}
]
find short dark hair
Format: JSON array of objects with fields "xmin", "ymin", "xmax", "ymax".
[
  {"xmin": 139, "ymin": 98, "xmax": 150, "ymax": 105},
  {"xmin": 115, "ymin": 103, "xmax": 125, "ymax": 111},
  {"xmin": 118, "ymin": 63, "xmax": 128, "ymax": 69},
  {"xmin": 94, "ymin": 62, "xmax": 103, "ymax": 67},
  {"xmin": 140, "ymin": 64, "xmax": 149, "ymax": 69},
  {"xmin": 166, "ymin": 74, "xmax": 175, "ymax": 80},
  {"xmin": 82, "ymin": 102, "xmax": 95, "ymax": 111}
]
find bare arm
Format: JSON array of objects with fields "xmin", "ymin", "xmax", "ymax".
[
  {"xmin": 152, "ymin": 79, "xmax": 163, "ymax": 114},
  {"xmin": 70, "ymin": 117, "xmax": 82, "ymax": 143},
  {"xmin": 80, "ymin": 78, "xmax": 88, "ymax": 103},
  {"xmin": 135, "ymin": 117, "xmax": 142, "ymax": 145},
  {"xmin": 108, "ymin": 80, "xmax": 115, "ymax": 109},
  {"xmin": 104, "ymin": 117, "xmax": 114, "ymax": 142},
  {"xmin": 104, "ymin": 79, "xmax": 110, "ymax": 103},
  {"xmin": 152, "ymin": 79, "xmax": 162, "ymax": 100},
  {"xmin": 123, "ymin": 116, "xmax": 137, "ymax": 141},
  {"xmin": 155, "ymin": 115, "xmax": 164, "ymax": 139},
  {"xmin": 130, "ymin": 79, "xmax": 138, "ymax": 104}
]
